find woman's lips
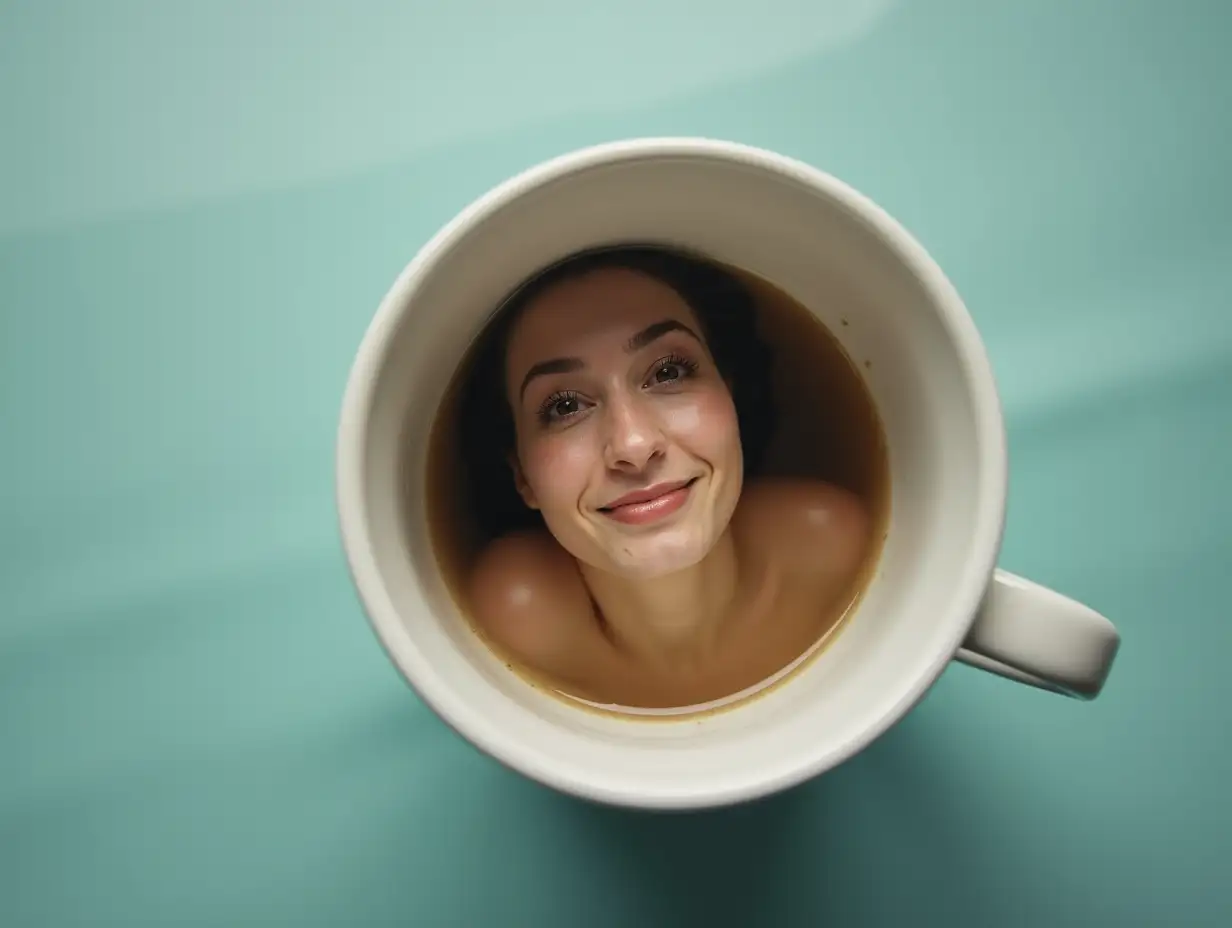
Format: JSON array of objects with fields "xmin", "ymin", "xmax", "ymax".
[{"xmin": 598, "ymin": 479, "xmax": 696, "ymax": 526}]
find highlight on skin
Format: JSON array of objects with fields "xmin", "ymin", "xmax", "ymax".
[{"xmin": 458, "ymin": 245, "xmax": 873, "ymax": 709}]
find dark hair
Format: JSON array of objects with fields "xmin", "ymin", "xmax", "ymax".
[{"xmin": 456, "ymin": 244, "xmax": 776, "ymax": 539}]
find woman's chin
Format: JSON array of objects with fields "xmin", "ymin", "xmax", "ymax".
[{"xmin": 595, "ymin": 529, "xmax": 716, "ymax": 580}]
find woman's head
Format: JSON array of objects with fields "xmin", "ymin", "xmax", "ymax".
[{"xmin": 459, "ymin": 245, "xmax": 775, "ymax": 578}]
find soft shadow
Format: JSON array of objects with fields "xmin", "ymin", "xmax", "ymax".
[
  {"xmin": 560, "ymin": 783, "xmax": 821, "ymax": 927},
  {"xmin": 483, "ymin": 690, "xmax": 1045, "ymax": 927},
  {"xmin": 506, "ymin": 707, "xmax": 988, "ymax": 927}
]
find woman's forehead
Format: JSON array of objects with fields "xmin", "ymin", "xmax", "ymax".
[{"xmin": 504, "ymin": 267, "xmax": 703, "ymax": 373}]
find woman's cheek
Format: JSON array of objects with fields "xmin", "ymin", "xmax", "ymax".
[
  {"xmin": 660, "ymin": 399, "xmax": 701, "ymax": 434},
  {"xmin": 663, "ymin": 387, "xmax": 738, "ymax": 452},
  {"xmin": 524, "ymin": 432, "xmax": 593, "ymax": 509}
]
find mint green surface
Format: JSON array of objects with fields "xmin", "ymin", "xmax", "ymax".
[{"xmin": 3, "ymin": 2, "xmax": 1229, "ymax": 925}]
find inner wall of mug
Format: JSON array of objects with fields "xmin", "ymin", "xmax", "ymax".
[{"xmin": 352, "ymin": 148, "xmax": 999, "ymax": 802}]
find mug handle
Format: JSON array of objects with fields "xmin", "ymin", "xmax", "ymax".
[{"xmin": 954, "ymin": 570, "xmax": 1121, "ymax": 699}]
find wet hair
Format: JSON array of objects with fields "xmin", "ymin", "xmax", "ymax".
[{"xmin": 457, "ymin": 244, "xmax": 776, "ymax": 539}]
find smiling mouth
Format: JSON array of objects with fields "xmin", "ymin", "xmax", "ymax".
[{"xmin": 598, "ymin": 478, "xmax": 698, "ymax": 525}]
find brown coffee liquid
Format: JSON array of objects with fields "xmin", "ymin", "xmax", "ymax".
[{"xmin": 421, "ymin": 258, "xmax": 889, "ymax": 716}]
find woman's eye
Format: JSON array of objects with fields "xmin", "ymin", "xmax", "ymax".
[
  {"xmin": 648, "ymin": 355, "xmax": 698, "ymax": 386},
  {"xmin": 551, "ymin": 396, "xmax": 580, "ymax": 418},
  {"xmin": 654, "ymin": 363, "xmax": 683, "ymax": 383},
  {"xmin": 538, "ymin": 391, "xmax": 586, "ymax": 424}
]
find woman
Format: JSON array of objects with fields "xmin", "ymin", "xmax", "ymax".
[{"xmin": 459, "ymin": 245, "xmax": 872, "ymax": 709}]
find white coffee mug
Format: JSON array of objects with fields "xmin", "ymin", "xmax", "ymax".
[{"xmin": 336, "ymin": 138, "xmax": 1121, "ymax": 810}]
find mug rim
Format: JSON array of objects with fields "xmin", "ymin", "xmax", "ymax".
[{"xmin": 335, "ymin": 136, "xmax": 1009, "ymax": 808}]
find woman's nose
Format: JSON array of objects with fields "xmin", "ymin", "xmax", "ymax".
[{"xmin": 602, "ymin": 393, "xmax": 665, "ymax": 473}]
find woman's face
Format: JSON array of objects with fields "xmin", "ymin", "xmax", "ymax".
[{"xmin": 503, "ymin": 267, "xmax": 744, "ymax": 579}]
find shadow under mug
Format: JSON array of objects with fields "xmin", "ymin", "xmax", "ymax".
[{"xmin": 336, "ymin": 138, "xmax": 1121, "ymax": 810}]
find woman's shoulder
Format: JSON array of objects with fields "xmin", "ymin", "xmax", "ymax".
[
  {"xmin": 736, "ymin": 477, "xmax": 873, "ymax": 579},
  {"xmin": 466, "ymin": 530, "xmax": 595, "ymax": 678},
  {"xmin": 470, "ymin": 529, "xmax": 578, "ymax": 585}
]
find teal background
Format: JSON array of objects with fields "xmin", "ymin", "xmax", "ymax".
[{"xmin": 2, "ymin": 1, "xmax": 1229, "ymax": 924}]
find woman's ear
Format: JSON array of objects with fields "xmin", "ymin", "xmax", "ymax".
[{"xmin": 507, "ymin": 452, "xmax": 539, "ymax": 509}]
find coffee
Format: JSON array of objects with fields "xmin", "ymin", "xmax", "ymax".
[{"xmin": 421, "ymin": 254, "xmax": 889, "ymax": 713}]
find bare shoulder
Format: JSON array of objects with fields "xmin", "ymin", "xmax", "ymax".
[
  {"xmin": 466, "ymin": 530, "xmax": 596, "ymax": 682},
  {"xmin": 736, "ymin": 477, "xmax": 873, "ymax": 580}
]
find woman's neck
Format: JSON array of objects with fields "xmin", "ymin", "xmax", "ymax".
[{"xmin": 579, "ymin": 531, "xmax": 741, "ymax": 670}]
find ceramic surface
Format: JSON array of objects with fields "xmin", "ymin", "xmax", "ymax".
[{"xmin": 337, "ymin": 137, "xmax": 1119, "ymax": 809}]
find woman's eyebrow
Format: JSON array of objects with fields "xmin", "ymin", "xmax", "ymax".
[
  {"xmin": 519, "ymin": 357, "xmax": 584, "ymax": 400},
  {"xmin": 518, "ymin": 319, "xmax": 702, "ymax": 400},
  {"xmin": 625, "ymin": 319, "xmax": 702, "ymax": 352}
]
